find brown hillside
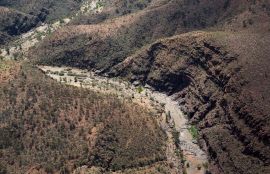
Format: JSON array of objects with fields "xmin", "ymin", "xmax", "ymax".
[
  {"xmin": 28, "ymin": 0, "xmax": 270, "ymax": 71},
  {"xmin": 26, "ymin": 0, "xmax": 226, "ymax": 70},
  {"xmin": 109, "ymin": 30, "xmax": 270, "ymax": 173},
  {"xmin": 0, "ymin": 61, "xmax": 166, "ymax": 173}
]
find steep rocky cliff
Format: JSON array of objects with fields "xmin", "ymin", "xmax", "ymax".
[{"xmin": 109, "ymin": 31, "xmax": 270, "ymax": 173}]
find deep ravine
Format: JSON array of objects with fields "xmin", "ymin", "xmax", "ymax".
[{"xmin": 39, "ymin": 65, "xmax": 209, "ymax": 174}]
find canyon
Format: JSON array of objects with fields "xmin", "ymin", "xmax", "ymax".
[{"xmin": 0, "ymin": 0, "xmax": 270, "ymax": 173}]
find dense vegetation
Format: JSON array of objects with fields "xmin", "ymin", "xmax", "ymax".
[{"xmin": 0, "ymin": 61, "xmax": 166, "ymax": 173}]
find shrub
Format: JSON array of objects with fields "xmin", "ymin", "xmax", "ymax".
[
  {"xmin": 35, "ymin": 33, "xmax": 43, "ymax": 41},
  {"xmin": 166, "ymin": 111, "xmax": 171, "ymax": 123},
  {"xmin": 67, "ymin": 71, "xmax": 77, "ymax": 76},
  {"xmin": 202, "ymin": 162, "xmax": 208, "ymax": 169},
  {"xmin": 188, "ymin": 125, "xmax": 199, "ymax": 140},
  {"xmin": 65, "ymin": 68, "xmax": 72, "ymax": 71},
  {"xmin": 248, "ymin": 18, "xmax": 253, "ymax": 25},
  {"xmin": 243, "ymin": 20, "xmax": 247, "ymax": 27},
  {"xmin": 135, "ymin": 87, "xmax": 143, "ymax": 93},
  {"xmin": 13, "ymin": 52, "xmax": 20, "ymax": 59},
  {"xmin": 187, "ymin": 112, "xmax": 192, "ymax": 119},
  {"xmin": 186, "ymin": 162, "xmax": 190, "ymax": 168},
  {"xmin": 59, "ymin": 71, "xmax": 65, "ymax": 76},
  {"xmin": 44, "ymin": 164, "xmax": 55, "ymax": 173},
  {"xmin": 4, "ymin": 47, "xmax": 9, "ymax": 55},
  {"xmin": 172, "ymin": 131, "xmax": 180, "ymax": 147}
]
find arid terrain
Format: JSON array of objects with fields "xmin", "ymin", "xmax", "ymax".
[
  {"xmin": 0, "ymin": 0, "xmax": 270, "ymax": 173},
  {"xmin": 40, "ymin": 65, "xmax": 209, "ymax": 174}
]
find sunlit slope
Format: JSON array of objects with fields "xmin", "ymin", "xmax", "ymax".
[{"xmin": 0, "ymin": 61, "xmax": 166, "ymax": 173}]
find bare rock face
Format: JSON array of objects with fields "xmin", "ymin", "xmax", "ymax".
[{"xmin": 109, "ymin": 31, "xmax": 270, "ymax": 174}]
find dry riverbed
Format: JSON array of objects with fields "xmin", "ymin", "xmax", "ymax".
[{"xmin": 39, "ymin": 65, "xmax": 209, "ymax": 174}]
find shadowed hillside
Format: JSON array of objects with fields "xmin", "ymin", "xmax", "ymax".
[
  {"xmin": 0, "ymin": 61, "xmax": 166, "ymax": 173},
  {"xmin": 0, "ymin": 0, "xmax": 82, "ymax": 46},
  {"xmin": 109, "ymin": 30, "xmax": 270, "ymax": 173}
]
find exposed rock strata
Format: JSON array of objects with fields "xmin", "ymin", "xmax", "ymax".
[{"xmin": 109, "ymin": 31, "xmax": 270, "ymax": 174}]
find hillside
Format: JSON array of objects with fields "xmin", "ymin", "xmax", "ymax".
[
  {"xmin": 0, "ymin": 0, "xmax": 82, "ymax": 46},
  {"xmin": 28, "ymin": 0, "xmax": 236, "ymax": 70},
  {"xmin": 0, "ymin": 61, "xmax": 166, "ymax": 173},
  {"xmin": 28, "ymin": 0, "xmax": 270, "ymax": 71},
  {"xmin": 1, "ymin": 0, "xmax": 270, "ymax": 173},
  {"xmin": 109, "ymin": 30, "xmax": 270, "ymax": 173}
]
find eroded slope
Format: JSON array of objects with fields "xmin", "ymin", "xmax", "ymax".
[{"xmin": 109, "ymin": 31, "xmax": 270, "ymax": 173}]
